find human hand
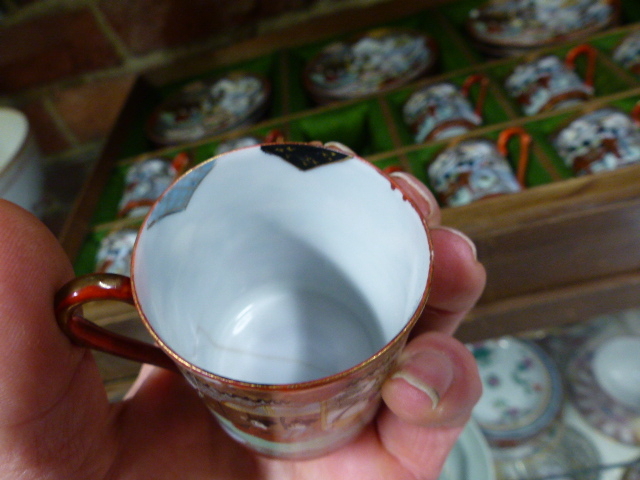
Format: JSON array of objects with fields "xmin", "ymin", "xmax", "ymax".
[{"xmin": 0, "ymin": 174, "xmax": 484, "ymax": 480}]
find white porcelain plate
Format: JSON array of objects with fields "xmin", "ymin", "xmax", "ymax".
[
  {"xmin": 567, "ymin": 335, "xmax": 640, "ymax": 446},
  {"xmin": 438, "ymin": 420, "xmax": 495, "ymax": 480}
]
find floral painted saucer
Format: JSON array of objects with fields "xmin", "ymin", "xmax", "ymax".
[
  {"xmin": 95, "ymin": 227, "xmax": 139, "ymax": 276},
  {"xmin": 469, "ymin": 337, "xmax": 564, "ymax": 447},
  {"xmin": 303, "ymin": 28, "xmax": 438, "ymax": 104},
  {"xmin": 552, "ymin": 107, "xmax": 640, "ymax": 176},
  {"xmin": 466, "ymin": 0, "xmax": 618, "ymax": 56},
  {"xmin": 147, "ymin": 71, "xmax": 271, "ymax": 146},
  {"xmin": 613, "ymin": 30, "xmax": 640, "ymax": 76},
  {"xmin": 566, "ymin": 334, "xmax": 640, "ymax": 446},
  {"xmin": 118, "ymin": 152, "xmax": 191, "ymax": 218}
]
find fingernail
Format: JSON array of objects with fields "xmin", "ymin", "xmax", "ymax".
[
  {"xmin": 432, "ymin": 225, "xmax": 478, "ymax": 261},
  {"xmin": 323, "ymin": 141, "xmax": 356, "ymax": 155},
  {"xmin": 389, "ymin": 171, "xmax": 439, "ymax": 223},
  {"xmin": 391, "ymin": 371, "xmax": 441, "ymax": 409},
  {"xmin": 392, "ymin": 350, "xmax": 454, "ymax": 410}
]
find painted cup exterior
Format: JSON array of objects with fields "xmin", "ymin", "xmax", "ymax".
[
  {"xmin": 505, "ymin": 45, "xmax": 597, "ymax": 116},
  {"xmin": 118, "ymin": 152, "xmax": 190, "ymax": 218},
  {"xmin": 55, "ymin": 143, "xmax": 433, "ymax": 459},
  {"xmin": 613, "ymin": 29, "xmax": 640, "ymax": 75},
  {"xmin": 403, "ymin": 74, "xmax": 489, "ymax": 143},
  {"xmin": 553, "ymin": 106, "xmax": 640, "ymax": 176},
  {"xmin": 427, "ymin": 127, "xmax": 531, "ymax": 207}
]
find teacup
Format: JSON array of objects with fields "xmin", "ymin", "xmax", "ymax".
[
  {"xmin": 118, "ymin": 152, "xmax": 191, "ymax": 218},
  {"xmin": 403, "ymin": 74, "xmax": 489, "ymax": 143},
  {"xmin": 613, "ymin": 29, "xmax": 640, "ymax": 75},
  {"xmin": 55, "ymin": 143, "xmax": 433, "ymax": 459},
  {"xmin": 427, "ymin": 127, "xmax": 531, "ymax": 207},
  {"xmin": 95, "ymin": 227, "xmax": 139, "ymax": 276},
  {"xmin": 505, "ymin": 44, "xmax": 597, "ymax": 116},
  {"xmin": 552, "ymin": 105, "xmax": 640, "ymax": 176}
]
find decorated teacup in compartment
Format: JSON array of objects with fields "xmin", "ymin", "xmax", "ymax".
[
  {"xmin": 303, "ymin": 28, "xmax": 438, "ymax": 104},
  {"xmin": 403, "ymin": 74, "xmax": 489, "ymax": 143},
  {"xmin": 553, "ymin": 106, "xmax": 640, "ymax": 176},
  {"xmin": 466, "ymin": 0, "xmax": 618, "ymax": 56},
  {"xmin": 427, "ymin": 127, "xmax": 530, "ymax": 207},
  {"xmin": 505, "ymin": 45, "xmax": 597, "ymax": 116},
  {"xmin": 613, "ymin": 29, "xmax": 640, "ymax": 75},
  {"xmin": 146, "ymin": 71, "xmax": 271, "ymax": 146},
  {"xmin": 95, "ymin": 227, "xmax": 139, "ymax": 276},
  {"xmin": 118, "ymin": 152, "xmax": 191, "ymax": 218}
]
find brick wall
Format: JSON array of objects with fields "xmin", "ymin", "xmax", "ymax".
[{"xmin": 0, "ymin": 0, "xmax": 390, "ymax": 162}]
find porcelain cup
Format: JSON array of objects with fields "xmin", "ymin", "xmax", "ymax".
[
  {"xmin": 0, "ymin": 107, "xmax": 45, "ymax": 216},
  {"xmin": 427, "ymin": 127, "xmax": 531, "ymax": 207},
  {"xmin": 55, "ymin": 143, "xmax": 433, "ymax": 459},
  {"xmin": 553, "ymin": 105, "xmax": 640, "ymax": 176},
  {"xmin": 505, "ymin": 44, "xmax": 597, "ymax": 116},
  {"xmin": 403, "ymin": 74, "xmax": 489, "ymax": 143}
]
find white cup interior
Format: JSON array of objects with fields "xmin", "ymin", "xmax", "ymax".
[{"xmin": 133, "ymin": 145, "xmax": 431, "ymax": 384}]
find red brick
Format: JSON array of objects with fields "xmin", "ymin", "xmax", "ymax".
[
  {"xmin": 19, "ymin": 100, "xmax": 71, "ymax": 155},
  {"xmin": 0, "ymin": 9, "xmax": 121, "ymax": 93},
  {"xmin": 52, "ymin": 75, "xmax": 135, "ymax": 143},
  {"xmin": 99, "ymin": 0, "xmax": 260, "ymax": 55}
]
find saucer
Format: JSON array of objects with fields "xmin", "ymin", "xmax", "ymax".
[
  {"xmin": 466, "ymin": 0, "xmax": 618, "ymax": 54},
  {"xmin": 438, "ymin": 419, "xmax": 495, "ymax": 480},
  {"xmin": 95, "ymin": 227, "xmax": 139, "ymax": 276},
  {"xmin": 469, "ymin": 337, "xmax": 563, "ymax": 446},
  {"xmin": 566, "ymin": 335, "xmax": 640, "ymax": 446},
  {"xmin": 552, "ymin": 108, "xmax": 640, "ymax": 176},
  {"xmin": 491, "ymin": 423, "xmax": 601, "ymax": 480},
  {"xmin": 147, "ymin": 71, "xmax": 271, "ymax": 145},
  {"xmin": 303, "ymin": 28, "xmax": 438, "ymax": 104}
]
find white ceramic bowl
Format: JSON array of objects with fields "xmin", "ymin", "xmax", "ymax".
[{"xmin": 0, "ymin": 107, "xmax": 44, "ymax": 215}]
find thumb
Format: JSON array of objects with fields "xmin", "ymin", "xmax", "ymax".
[{"xmin": 0, "ymin": 201, "xmax": 113, "ymax": 475}]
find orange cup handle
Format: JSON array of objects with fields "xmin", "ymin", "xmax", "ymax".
[
  {"xmin": 461, "ymin": 74, "xmax": 490, "ymax": 118},
  {"xmin": 497, "ymin": 127, "xmax": 532, "ymax": 187},
  {"xmin": 54, "ymin": 273, "xmax": 178, "ymax": 372},
  {"xmin": 565, "ymin": 44, "xmax": 597, "ymax": 88}
]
